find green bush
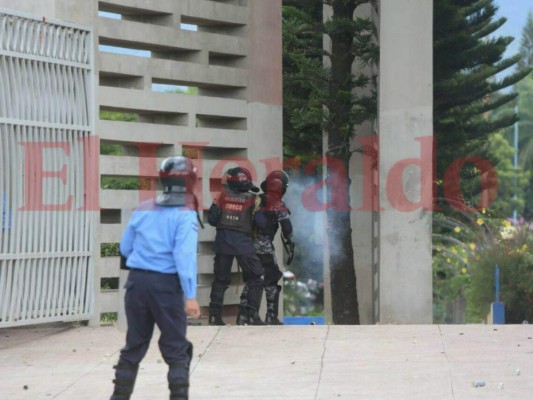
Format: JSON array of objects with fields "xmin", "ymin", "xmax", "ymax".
[
  {"xmin": 432, "ymin": 210, "xmax": 493, "ymax": 323},
  {"xmin": 466, "ymin": 224, "xmax": 533, "ymax": 323}
]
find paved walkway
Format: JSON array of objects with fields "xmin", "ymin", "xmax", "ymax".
[{"xmin": 0, "ymin": 324, "xmax": 532, "ymax": 399}]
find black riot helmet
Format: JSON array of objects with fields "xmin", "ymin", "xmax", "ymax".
[
  {"xmin": 156, "ymin": 156, "xmax": 204, "ymax": 228},
  {"xmin": 224, "ymin": 167, "xmax": 259, "ymax": 193},
  {"xmin": 260, "ymin": 170, "xmax": 289, "ymax": 197},
  {"xmin": 159, "ymin": 156, "xmax": 197, "ymax": 192}
]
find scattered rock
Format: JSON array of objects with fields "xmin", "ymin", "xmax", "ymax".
[
  {"xmin": 23, "ymin": 385, "xmax": 28, "ymax": 390},
  {"xmin": 472, "ymin": 381, "xmax": 486, "ymax": 387}
]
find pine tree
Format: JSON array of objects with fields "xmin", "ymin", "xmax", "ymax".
[
  {"xmin": 518, "ymin": 10, "xmax": 533, "ymax": 69},
  {"xmin": 434, "ymin": 0, "xmax": 532, "ymax": 209},
  {"xmin": 283, "ymin": 1, "xmax": 324, "ymax": 161},
  {"xmin": 282, "ymin": 0, "xmax": 377, "ymax": 324}
]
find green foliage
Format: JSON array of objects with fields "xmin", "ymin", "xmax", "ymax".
[
  {"xmin": 485, "ymin": 133, "xmax": 529, "ymax": 216},
  {"xmin": 518, "ymin": 10, "xmax": 533, "ymax": 69},
  {"xmin": 101, "ymin": 143, "xmax": 123, "ymax": 156},
  {"xmin": 433, "ymin": 208, "xmax": 533, "ymax": 324},
  {"xmin": 493, "ymin": 75, "xmax": 533, "ymax": 214},
  {"xmin": 100, "ymin": 312, "xmax": 118, "ymax": 324},
  {"xmin": 282, "ymin": 2, "xmax": 325, "ymax": 160},
  {"xmin": 515, "ymin": 76, "xmax": 533, "ymax": 169},
  {"xmin": 432, "ymin": 209, "xmax": 494, "ymax": 323},
  {"xmin": 101, "ymin": 243, "xmax": 120, "ymax": 257},
  {"xmin": 466, "ymin": 224, "xmax": 533, "ymax": 323},
  {"xmin": 101, "ymin": 176, "xmax": 142, "ymax": 190},
  {"xmin": 173, "ymin": 86, "xmax": 198, "ymax": 95},
  {"xmin": 283, "ymin": 279, "xmax": 323, "ymax": 316},
  {"xmin": 100, "ymin": 111, "xmax": 137, "ymax": 122},
  {"xmin": 434, "ymin": 0, "xmax": 532, "ymax": 189}
]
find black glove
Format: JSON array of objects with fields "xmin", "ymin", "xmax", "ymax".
[
  {"xmin": 286, "ymin": 237, "xmax": 295, "ymax": 253},
  {"xmin": 282, "ymin": 235, "xmax": 295, "ymax": 265}
]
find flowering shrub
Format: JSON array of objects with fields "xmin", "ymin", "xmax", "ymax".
[
  {"xmin": 466, "ymin": 222, "xmax": 533, "ymax": 323},
  {"xmin": 433, "ymin": 212, "xmax": 533, "ymax": 324}
]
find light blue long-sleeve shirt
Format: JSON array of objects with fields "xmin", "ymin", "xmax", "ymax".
[{"xmin": 119, "ymin": 200, "xmax": 198, "ymax": 300}]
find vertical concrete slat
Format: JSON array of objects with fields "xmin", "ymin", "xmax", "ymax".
[{"xmin": 377, "ymin": 0, "xmax": 433, "ymax": 324}]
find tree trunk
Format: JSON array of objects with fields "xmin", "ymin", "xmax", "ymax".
[
  {"xmin": 326, "ymin": 0, "xmax": 360, "ymax": 324},
  {"xmin": 327, "ymin": 190, "xmax": 359, "ymax": 324}
]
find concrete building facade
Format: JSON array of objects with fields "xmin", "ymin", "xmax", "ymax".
[{"xmin": 0, "ymin": 0, "xmax": 283, "ymax": 327}]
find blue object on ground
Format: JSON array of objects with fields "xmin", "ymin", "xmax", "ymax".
[{"xmin": 283, "ymin": 316, "xmax": 325, "ymax": 325}]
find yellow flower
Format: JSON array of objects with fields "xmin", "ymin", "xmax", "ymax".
[
  {"xmin": 502, "ymin": 220, "xmax": 511, "ymax": 228},
  {"xmin": 476, "ymin": 218, "xmax": 484, "ymax": 225},
  {"xmin": 522, "ymin": 244, "xmax": 528, "ymax": 252},
  {"xmin": 454, "ymin": 226, "xmax": 461, "ymax": 233},
  {"xmin": 451, "ymin": 248, "xmax": 458, "ymax": 254},
  {"xmin": 446, "ymin": 258, "xmax": 451, "ymax": 263},
  {"xmin": 461, "ymin": 268, "xmax": 467, "ymax": 274},
  {"xmin": 481, "ymin": 208, "xmax": 486, "ymax": 214},
  {"xmin": 469, "ymin": 243, "xmax": 476, "ymax": 250}
]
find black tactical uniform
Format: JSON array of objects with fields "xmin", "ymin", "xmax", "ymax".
[
  {"xmin": 207, "ymin": 167, "xmax": 265, "ymax": 326},
  {"xmin": 237, "ymin": 171, "xmax": 294, "ymax": 325}
]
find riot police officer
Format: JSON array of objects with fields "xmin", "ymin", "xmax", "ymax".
[
  {"xmin": 237, "ymin": 170, "xmax": 294, "ymax": 325},
  {"xmin": 207, "ymin": 167, "xmax": 265, "ymax": 326},
  {"xmin": 110, "ymin": 156, "xmax": 201, "ymax": 400}
]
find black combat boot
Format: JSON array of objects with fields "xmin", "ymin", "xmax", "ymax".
[
  {"xmin": 110, "ymin": 360, "xmax": 139, "ymax": 400},
  {"xmin": 168, "ymin": 344, "xmax": 192, "ymax": 400},
  {"xmin": 209, "ymin": 284, "xmax": 228, "ymax": 326},
  {"xmin": 208, "ymin": 302, "xmax": 226, "ymax": 326},
  {"xmin": 236, "ymin": 284, "xmax": 249, "ymax": 325},
  {"xmin": 245, "ymin": 284, "xmax": 265, "ymax": 325},
  {"xmin": 265, "ymin": 285, "xmax": 284, "ymax": 325},
  {"xmin": 247, "ymin": 306, "xmax": 266, "ymax": 325}
]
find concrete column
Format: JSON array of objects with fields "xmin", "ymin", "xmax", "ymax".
[
  {"xmin": 378, "ymin": 0, "xmax": 433, "ymax": 324},
  {"xmin": 246, "ymin": 0, "xmax": 283, "ymax": 196},
  {"xmin": 349, "ymin": 4, "xmax": 379, "ymax": 325},
  {"xmin": 246, "ymin": 0, "xmax": 283, "ymax": 317}
]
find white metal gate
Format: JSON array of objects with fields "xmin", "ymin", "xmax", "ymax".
[{"xmin": 0, "ymin": 9, "xmax": 95, "ymax": 327}]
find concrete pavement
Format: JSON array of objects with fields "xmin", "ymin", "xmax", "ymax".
[{"xmin": 0, "ymin": 324, "xmax": 532, "ymax": 399}]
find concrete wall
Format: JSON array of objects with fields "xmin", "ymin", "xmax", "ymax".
[
  {"xmin": 3, "ymin": 0, "xmax": 283, "ymax": 325},
  {"xmin": 95, "ymin": 0, "xmax": 283, "ymax": 324},
  {"xmin": 377, "ymin": 0, "xmax": 433, "ymax": 324}
]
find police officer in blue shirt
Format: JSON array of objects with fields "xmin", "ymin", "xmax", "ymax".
[
  {"xmin": 207, "ymin": 167, "xmax": 265, "ymax": 326},
  {"xmin": 110, "ymin": 156, "xmax": 201, "ymax": 400}
]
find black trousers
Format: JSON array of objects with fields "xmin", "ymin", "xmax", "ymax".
[
  {"xmin": 258, "ymin": 253, "xmax": 283, "ymax": 286},
  {"xmin": 119, "ymin": 269, "xmax": 191, "ymax": 366},
  {"xmin": 210, "ymin": 252, "xmax": 264, "ymax": 309}
]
